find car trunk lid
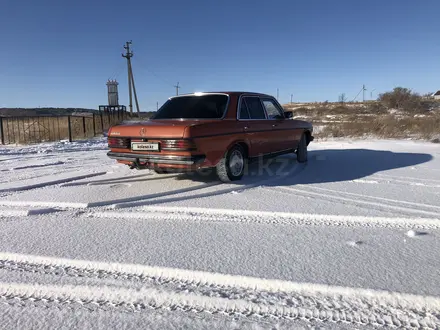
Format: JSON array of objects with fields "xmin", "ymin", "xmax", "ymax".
[
  {"xmin": 107, "ymin": 119, "xmax": 218, "ymax": 152},
  {"xmin": 109, "ymin": 120, "xmax": 203, "ymax": 139}
]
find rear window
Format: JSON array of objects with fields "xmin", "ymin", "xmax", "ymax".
[{"xmin": 153, "ymin": 94, "xmax": 228, "ymax": 119}]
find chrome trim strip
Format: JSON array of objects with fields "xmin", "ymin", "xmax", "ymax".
[
  {"xmin": 107, "ymin": 152, "xmax": 205, "ymax": 165},
  {"xmin": 249, "ymin": 148, "xmax": 294, "ymax": 161},
  {"xmin": 161, "ymin": 148, "xmax": 196, "ymax": 151}
]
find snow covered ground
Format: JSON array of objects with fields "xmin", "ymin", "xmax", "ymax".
[{"xmin": 1, "ymin": 137, "xmax": 440, "ymax": 329}]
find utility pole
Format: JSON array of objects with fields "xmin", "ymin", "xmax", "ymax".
[
  {"xmin": 339, "ymin": 93, "xmax": 347, "ymax": 104},
  {"xmin": 122, "ymin": 41, "xmax": 140, "ymax": 116},
  {"xmin": 129, "ymin": 61, "xmax": 140, "ymax": 115},
  {"xmin": 174, "ymin": 82, "xmax": 180, "ymax": 96},
  {"xmin": 277, "ymin": 88, "xmax": 279, "ymax": 101},
  {"xmin": 122, "ymin": 41, "xmax": 133, "ymax": 115}
]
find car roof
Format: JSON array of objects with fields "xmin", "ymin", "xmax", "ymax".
[{"xmin": 170, "ymin": 91, "xmax": 275, "ymax": 98}]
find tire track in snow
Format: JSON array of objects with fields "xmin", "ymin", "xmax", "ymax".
[
  {"xmin": 0, "ymin": 200, "xmax": 89, "ymax": 209},
  {"xmin": 293, "ymin": 184, "xmax": 440, "ymax": 211},
  {"xmin": 0, "ymin": 157, "xmax": 302, "ymax": 210},
  {"xmin": 61, "ymin": 172, "xmax": 179, "ymax": 187},
  {"xmin": 0, "ymin": 208, "xmax": 58, "ymax": 217},
  {"xmin": 362, "ymin": 174, "xmax": 440, "ymax": 188},
  {"xmin": 0, "ymin": 179, "xmax": 219, "ymax": 210},
  {"xmin": 0, "ymin": 172, "xmax": 108, "ymax": 193},
  {"xmin": 111, "ymin": 161, "xmax": 304, "ymax": 209},
  {"xmin": 0, "ymin": 254, "xmax": 439, "ymax": 328},
  {"xmin": 0, "ymin": 181, "xmax": 219, "ymax": 210},
  {"xmin": 0, "ymin": 154, "xmax": 58, "ymax": 162},
  {"xmin": 374, "ymin": 173, "xmax": 440, "ymax": 184},
  {"xmin": 90, "ymin": 206, "xmax": 440, "ymax": 229},
  {"xmin": 89, "ymin": 182, "xmax": 223, "ymax": 208},
  {"xmin": 7, "ymin": 161, "xmax": 65, "ymax": 171},
  {"xmin": 2, "ymin": 282, "xmax": 437, "ymax": 328},
  {"xmin": 268, "ymin": 186, "xmax": 440, "ymax": 218}
]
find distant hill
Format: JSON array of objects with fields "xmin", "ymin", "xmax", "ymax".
[
  {"xmin": 0, "ymin": 108, "xmax": 158, "ymax": 118},
  {"xmin": 138, "ymin": 111, "xmax": 156, "ymax": 118},
  {"xmin": 0, "ymin": 108, "xmax": 98, "ymax": 117}
]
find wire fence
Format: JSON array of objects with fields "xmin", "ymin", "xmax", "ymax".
[{"xmin": 0, "ymin": 111, "xmax": 130, "ymax": 145}]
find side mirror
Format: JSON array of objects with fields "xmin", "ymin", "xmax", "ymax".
[{"xmin": 284, "ymin": 111, "xmax": 293, "ymax": 119}]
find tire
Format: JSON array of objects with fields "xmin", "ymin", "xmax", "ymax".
[
  {"xmin": 216, "ymin": 145, "xmax": 246, "ymax": 182},
  {"xmin": 296, "ymin": 134, "xmax": 308, "ymax": 163}
]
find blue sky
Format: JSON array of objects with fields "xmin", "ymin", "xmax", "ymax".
[{"xmin": 1, "ymin": 0, "xmax": 439, "ymax": 111}]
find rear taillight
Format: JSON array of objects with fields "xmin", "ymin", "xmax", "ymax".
[
  {"xmin": 161, "ymin": 139, "xmax": 197, "ymax": 151},
  {"xmin": 108, "ymin": 137, "xmax": 130, "ymax": 148}
]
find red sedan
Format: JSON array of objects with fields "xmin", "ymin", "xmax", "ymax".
[{"xmin": 107, "ymin": 92, "xmax": 313, "ymax": 181}]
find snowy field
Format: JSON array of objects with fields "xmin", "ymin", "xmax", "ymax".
[{"xmin": 1, "ymin": 138, "xmax": 440, "ymax": 329}]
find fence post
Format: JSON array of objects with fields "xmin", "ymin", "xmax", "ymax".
[
  {"xmin": 82, "ymin": 116, "xmax": 86, "ymax": 138},
  {"xmin": 100, "ymin": 112, "xmax": 104, "ymax": 134},
  {"xmin": 68, "ymin": 116, "xmax": 73, "ymax": 142},
  {"xmin": 37, "ymin": 117, "xmax": 42, "ymax": 143},
  {"xmin": 92, "ymin": 114, "xmax": 96, "ymax": 137},
  {"xmin": 57, "ymin": 117, "xmax": 61, "ymax": 140},
  {"xmin": 32, "ymin": 117, "xmax": 37, "ymax": 143},
  {"xmin": 0, "ymin": 117, "xmax": 4, "ymax": 145}
]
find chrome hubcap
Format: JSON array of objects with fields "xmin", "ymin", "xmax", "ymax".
[{"xmin": 229, "ymin": 150, "xmax": 244, "ymax": 177}]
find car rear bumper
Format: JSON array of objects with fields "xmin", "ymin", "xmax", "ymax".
[{"xmin": 107, "ymin": 152, "xmax": 205, "ymax": 166}]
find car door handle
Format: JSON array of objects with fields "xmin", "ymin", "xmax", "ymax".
[
  {"xmin": 272, "ymin": 124, "xmax": 277, "ymax": 127},
  {"xmin": 244, "ymin": 126, "xmax": 249, "ymax": 130}
]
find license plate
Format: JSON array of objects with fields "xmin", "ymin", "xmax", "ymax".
[{"xmin": 131, "ymin": 142, "xmax": 159, "ymax": 151}]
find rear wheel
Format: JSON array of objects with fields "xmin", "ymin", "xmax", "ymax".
[
  {"xmin": 216, "ymin": 145, "xmax": 246, "ymax": 182},
  {"xmin": 296, "ymin": 134, "xmax": 308, "ymax": 163}
]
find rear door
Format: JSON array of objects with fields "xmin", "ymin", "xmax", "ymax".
[{"xmin": 238, "ymin": 96, "xmax": 272, "ymax": 156}]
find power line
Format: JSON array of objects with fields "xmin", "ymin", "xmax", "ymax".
[
  {"xmin": 108, "ymin": 62, "xmax": 125, "ymax": 81},
  {"xmin": 110, "ymin": 66, "xmax": 125, "ymax": 81},
  {"xmin": 131, "ymin": 58, "xmax": 174, "ymax": 87}
]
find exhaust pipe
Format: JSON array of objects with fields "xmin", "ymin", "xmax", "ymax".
[
  {"xmin": 129, "ymin": 159, "xmax": 141, "ymax": 170},
  {"xmin": 129, "ymin": 159, "xmax": 149, "ymax": 170}
]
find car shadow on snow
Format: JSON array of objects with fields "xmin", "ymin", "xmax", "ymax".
[
  {"xmin": 179, "ymin": 148, "xmax": 433, "ymax": 186},
  {"xmin": 126, "ymin": 149, "xmax": 433, "ymax": 207}
]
